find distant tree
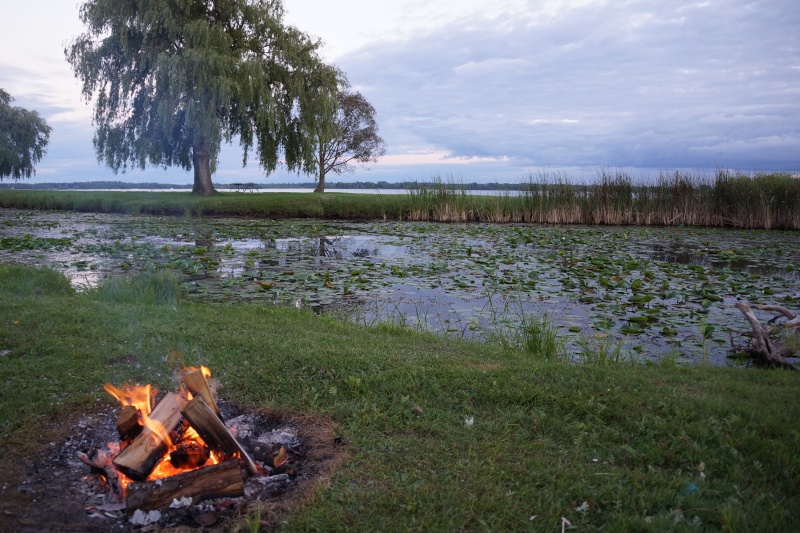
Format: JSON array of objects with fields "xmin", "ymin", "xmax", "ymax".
[
  {"xmin": 310, "ymin": 84, "xmax": 387, "ymax": 193},
  {"xmin": 0, "ymin": 88, "xmax": 52, "ymax": 180},
  {"xmin": 65, "ymin": 0, "xmax": 337, "ymax": 195}
]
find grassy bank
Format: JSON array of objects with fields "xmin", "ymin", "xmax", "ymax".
[
  {"xmin": 1, "ymin": 170, "xmax": 799, "ymax": 229},
  {"xmin": 1, "ymin": 266, "xmax": 799, "ymax": 531},
  {"xmin": 0, "ymin": 189, "xmax": 410, "ymax": 220}
]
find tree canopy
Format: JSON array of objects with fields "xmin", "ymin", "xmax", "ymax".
[
  {"xmin": 310, "ymin": 83, "xmax": 386, "ymax": 193},
  {"xmin": 0, "ymin": 89, "xmax": 52, "ymax": 181},
  {"xmin": 65, "ymin": 0, "xmax": 338, "ymax": 194}
]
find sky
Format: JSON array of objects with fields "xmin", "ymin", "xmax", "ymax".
[{"xmin": 0, "ymin": 0, "xmax": 798, "ymax": 185}]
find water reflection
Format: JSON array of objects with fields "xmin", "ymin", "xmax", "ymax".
[{"xmin": 649, "ymin": 242, "xmax": 796, "ymax": 277}]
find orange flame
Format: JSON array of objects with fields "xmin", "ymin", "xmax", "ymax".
[{"xmin": 103, "ymin": 383, "xmax": 154, "ymax": 417}]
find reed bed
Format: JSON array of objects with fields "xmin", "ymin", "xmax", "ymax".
[
  {"xmin": 405, "ymin": 170, "xmax": 800, "ymax": 229},
  {"xmin": 2, "ymin": 170, "xmax": 798, "ymax": 229}
]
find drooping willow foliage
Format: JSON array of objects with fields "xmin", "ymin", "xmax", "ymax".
[
  {"xmin": 0, "ymin": 88, "xmax": 51, "ymax": 180},
  {"xmin": 65, "ymin": 0, "xmax": 339, "ymax": 194}
]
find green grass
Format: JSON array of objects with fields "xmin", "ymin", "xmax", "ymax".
[
  {"xmin": 2, "ymin": 169, "xmax": 799, "ymax": 229},
  {"xmin": 1, "ymin": 265, "xmax": 799, "ymax": 531}
]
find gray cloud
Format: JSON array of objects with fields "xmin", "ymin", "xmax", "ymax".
[
  {"xmin": 340, "ymin": 0, "xmax": 800, "ymax": 172},
  {"xmin": 4, "ymin": 0, "xmax": 797, "ymax": 184}
]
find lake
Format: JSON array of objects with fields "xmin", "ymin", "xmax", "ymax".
[{"xmin": 2, "ymin": 208, "xmax": 798, "ymax": 366}]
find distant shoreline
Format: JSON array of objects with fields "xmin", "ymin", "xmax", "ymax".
[{"xmin": 0, "ymin": 180, "xmax": 527, "ymax": 191}]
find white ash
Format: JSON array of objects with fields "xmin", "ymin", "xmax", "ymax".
[
  {"xmin": 129, "ymin": 509, "xmax": 161, "ymax": 526},
  {"xmin": 169, "ymin": 496, "xmax": 193, "ymax": 509},
  {"xmin": 227, "ymin": 415, "xmax": 301, "ymax": 448}
]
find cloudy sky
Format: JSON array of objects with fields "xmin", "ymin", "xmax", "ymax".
[{"xmin": 1, "ymin": 0, "xmax": 798, "ymax": 185}]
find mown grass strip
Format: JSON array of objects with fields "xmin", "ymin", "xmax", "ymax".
[{"xmin": 1, "ymin": 266, "xmax": 798, "ymax": 531}]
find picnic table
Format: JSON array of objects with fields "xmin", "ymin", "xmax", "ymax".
[{"xmin": 228, "ymin": 182, "xmax": 260, "ymax": 193}]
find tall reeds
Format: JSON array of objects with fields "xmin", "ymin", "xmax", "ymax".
[{"xmin": 404, "ymin": 170, "xmax": 800, "ymax": 229}]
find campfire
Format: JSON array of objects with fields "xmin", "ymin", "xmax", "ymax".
[{"xmin": 79, "ymin": 366, "xmax": 297, "ymax": 526}]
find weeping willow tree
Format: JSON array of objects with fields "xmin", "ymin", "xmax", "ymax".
[
  {"xmin": 0, "ymin": 89, "xmax": 52, "ymax": 180},
  {"xmin": 65, "ymin": 0, "xmax": 337, "ymax": 194}
]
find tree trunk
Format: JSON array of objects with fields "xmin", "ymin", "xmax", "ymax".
[
  {"xmin": 314, "ymin": 145, "xmax": 326, "ymax": 193},
  {"xmin": 192, "ymin": 141, "xmax": 215, "ymax": 195}
]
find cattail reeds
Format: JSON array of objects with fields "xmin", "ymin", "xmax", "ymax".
[{"xmin": 403, "ymin": 170, "xmax": 800, "ymax": 229}]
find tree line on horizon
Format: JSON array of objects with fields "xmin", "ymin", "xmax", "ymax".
[{"xmin": 0, "ymin": 180, "xmax": 530, "ymax": 191}]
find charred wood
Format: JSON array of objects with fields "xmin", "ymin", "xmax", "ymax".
[
  {"xmin": 181, "ymin": 396, "xmax": 260, "ymax": 476},
  {"xmin": 116, "ymin": 405, "xmax": 142, "ymax": 440},
  {"xmin": 169, "ymin": 441, "xmax": 211, "ymax": 470},
  {"xmin": 125, "ymin": 459, "xmax": 244, "ymax": 513},
  {"xmin": 77, "ymin": 451, "xmax": 124, "ymax": 502}
]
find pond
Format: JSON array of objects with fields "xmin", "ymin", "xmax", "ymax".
[{"xmin": 2, "ymin": 208, "xmax": 799, "ymax": 366}]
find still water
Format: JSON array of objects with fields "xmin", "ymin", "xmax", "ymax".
[{"xmin": 2, "ymin": 208, "xmax": 798, "ymax": 366}]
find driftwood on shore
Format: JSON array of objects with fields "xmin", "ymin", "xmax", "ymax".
[
  {"xmin": 733, "ymin": 302, "xmax": 798, "ymax": 370},
  {"xmin": 753, "ymin": 305, "xmax": 800, "ymax": 329}
]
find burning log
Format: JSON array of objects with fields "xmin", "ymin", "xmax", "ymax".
[
  {"xmin": 181, "ymin": 396, "xmax": 260, "ymax": 476},
  {"xmin": 116, "ymin": 405, "xmax": 142, "ymax": 440},
  {"xmin": 182, "ymin": 368, "xmax": 221, "ymax": 418},
  {"xmin": 734, "ymin": 302, "xmax": 797, "ymax": 370},
  {"xmin": 125, "ymin": 459, "xmax": 244, "ymax": 513},
  {"xmin": 113, "ymin": 392, "xmax": 188, "ymax": 480}
]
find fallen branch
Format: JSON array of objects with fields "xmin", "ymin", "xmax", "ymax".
[
  {"xmin": 754, "ymin": 305, "xmax": 800, "ymax": 328},
  {"xmin": 734, "ymin": 302, "xmax": 796, "ymax": 370}
]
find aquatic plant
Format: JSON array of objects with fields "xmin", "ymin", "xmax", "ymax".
[
  {"xmin": 519, "ymin": 314, "xmax": 568, "ymax": 361},
  {"xmin": 577, "ymin": 334, "xmax": 629, "ymax": 366}
]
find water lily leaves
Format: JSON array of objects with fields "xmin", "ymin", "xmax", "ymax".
[
  {"xmin": 2, "ymin": 211, "xmax": 799, "ymax": 364},
  {"xmin": 621, "ymin": 324, "xmax": 645, "ymax": 335},
  {"xmin": 0, "ymin": 234, "xmax": 72, "ymax": 250}
]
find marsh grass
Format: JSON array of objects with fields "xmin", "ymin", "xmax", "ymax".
[
  {"xmin": 3, "ymin": 169, "xmax": 798, "ymax": 229},
  {"xmin": 89, "ymin": 270, "xmax": 186, "ymax": 306},
  {"xmin": 519, "ymin": 313, "xmax": 569, "ymax": 361},
  {"xmin": 577, "ymin": 334, "xmax": 629, "ymax": 366},
  {"xmin": 404, "ymin": 170, "xmax": 800, "ymax": 229},
  {"xmin": 1, "ymin": 267, "xmax": 800, "ymax": 531}
]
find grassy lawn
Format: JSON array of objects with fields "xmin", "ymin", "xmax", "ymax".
[{"xmin": 1, "ymin": 265, "xmax": 798, "ymax": 531}]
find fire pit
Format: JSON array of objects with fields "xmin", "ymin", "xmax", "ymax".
[{"xmin": 2, "ymin": 367, "xmax": 345, "ymax": 531}]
